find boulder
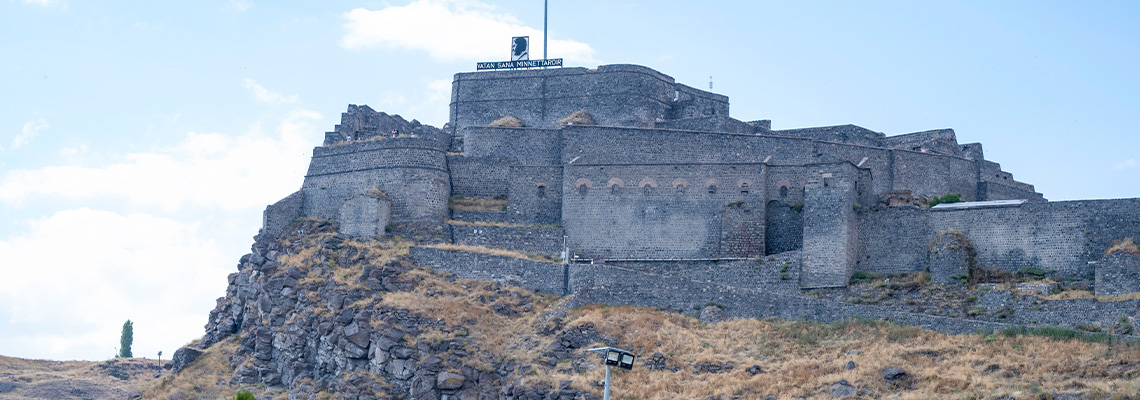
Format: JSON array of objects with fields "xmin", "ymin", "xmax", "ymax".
[
  {"xmin": 829, "ymin": 380, "xmax": 857, "ymax": 398},
  {"xmin": 437, "ymin": 371, "xmax": 466, "ymax": 390},
  {"xmin": 0, "ymin": 381, "xmax": 15, "ymax": 393},
  {"xmin": 171, "ymin": 347, "xmax": 204, "ymax": 374},
  {"xmin": 698, "ymin": 306, "xmax": 726, "ymax": 324},
  {"xmin": 882, "ymin": 367, "xmax": 907, "ymax": 381}
]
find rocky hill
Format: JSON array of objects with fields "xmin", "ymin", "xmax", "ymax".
[
  {"xmin": 145, "ymin": 220, "xmax": 1140, "ymax": 400},
  {"xmin": 0, "ymin": 356, "xmax": 162, "ymax": 400}
]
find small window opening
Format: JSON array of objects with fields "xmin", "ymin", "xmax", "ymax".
[
  {"xmin": 611, "ymin": 184, "xmax": 619, "ymax": 194},
  {"xmin": 823, "ymin": 178, "xmax": 830, "ymax": 188},
  {"xmin": 740, "ymin": 182, "xmax": 749, "ymax": 194},
  {"xmin": 708, "ymin": 185, "xmax": 717, "ymax": 194},
  {"xmin": 537, "ymin": 185, "xmax": 546, "ymax": 198},
  {"xmin": 643, "ymin": 185, "xmax": 652, "ymax": 195},
  {"xmin": 578, "ymin": 184, "xmax": 588, "ymax": 196},
  {"xmin": 676, "ymin": 184, "xmax": 687, "ymax": 194},
  {"xmin": 780, "ymin": 186, "xmax": 788, "ymax": 198}
]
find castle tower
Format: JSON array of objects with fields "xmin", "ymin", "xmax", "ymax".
[{"xmin": 800, "ymin": 162, "xmax": 863, "ymax": 288}]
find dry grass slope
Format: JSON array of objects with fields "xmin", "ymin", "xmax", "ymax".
[
  {"xmin": 0, "ymin": 355, "xmax": 163, "ymax": 400},
  {"xmin": 112, "ymin": 233, "xmax": 1140, "ymax": 399}
]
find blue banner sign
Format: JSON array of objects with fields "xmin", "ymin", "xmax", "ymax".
[{"xmin": 477, "ymin": 58, "xmax": 563, "ymax": 70}]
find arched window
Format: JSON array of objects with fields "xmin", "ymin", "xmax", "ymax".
[
  {"xmin": 611, "ymin": 184, "xmax": 620, "ymax": 194},
  {"xmin": 780, "ymin": 185, "xmax": 788, "ymax": 198},
  {"xmin": 643, "ymin": 184, "xmax": 653, "ymax": 195},
  {"xmin": 537, "ymin": 185, "xmax": 546, "ymax": 198},
  {"xmin": 676, "ymin": 184, "xmax": 687, "ymax": 194},
  {"xmin": 578, "ymin": 184, "xmax": 588, "ymax": 196},
  {"xmin": 708, "ymin": 185, "xmax": 717, "ymax": 194},
  {"xmin": 740, "ymin": 182, "xmax": 749, "ymax": 194}
]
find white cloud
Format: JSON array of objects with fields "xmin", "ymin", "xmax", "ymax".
[
  {"xmin": 0, "ymin": 208, "xmax": 233, "ymax": 361},
  {"xmin": 1115, "ymin": 158, "xmax": 1137, "ymax": 170},
  {"xmin": 406, "ymin": 79, "xmax": 453, "ymax": 126},
  {"xmin": 0, "ymin": 109, "xmax": 323, "ymax": 211},
  {"xmin": 341, "ymin": 0, "xmax": 599, "ymax": 65},
  {"xmin": 226, "ymin": 0, "xmax": 253, "ymax": 12},
  {"xmin": 243, "ymin": 78, "xmax": 298, "ymax": 105},
  {"xmin": 11, "ymin": 118, "xmax": 47, "ymax": 151}
]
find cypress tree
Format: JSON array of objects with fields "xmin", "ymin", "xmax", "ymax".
[{"xmin": 118, "ymin": 320, "xmax": 133, "ymax": 358}]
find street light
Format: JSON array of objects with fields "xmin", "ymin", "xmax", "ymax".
[{"xmin": 587, "ymin": 347, "xmax": 636, "ymax": 400}]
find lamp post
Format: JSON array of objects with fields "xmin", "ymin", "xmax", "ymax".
[{"xmin": 586, "ymin": 347, "xmax": 635, "ymax": 400}]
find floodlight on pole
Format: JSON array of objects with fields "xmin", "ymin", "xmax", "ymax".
[{"xmin": 587, "ymin": 346, "xmax": 636, "ymax": 400}]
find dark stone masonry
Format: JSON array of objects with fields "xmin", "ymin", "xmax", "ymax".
[{"xmin": 258, "ymin": 63, "xmax": 1140, "ymax": 338}]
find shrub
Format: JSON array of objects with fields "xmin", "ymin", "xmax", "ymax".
[
  {"xmin": 968, "ymin": 307, "xmax": 986, "ymax": 316},
  {"xmin": 1074, "ymin": 323, "xmax": 1102, "ymax": 333},
  {"xmin": 557, "ymin": 110, "xmax": 595, "ymax": 126},
  {"xmin": 928, "ymin": 193, "xmax": 963, "ymax": 207},
  {"xmin": 849, "ymin": 272, "xmax": 876, "ymax": 285},
  {"xmin": 1106, "ymin": 238, "xmax": 1140, "ymax": 258},
  {"xmin": 231, "ymin": 390, "xmax": 256, "ymax": 400},
  {"xmin": 489, "ymin": 116, "xmax": 524, "ymax": 127},
  {"xmin": 1018, "ymin": 267, "xmax": 1049, "ymax": 281}
]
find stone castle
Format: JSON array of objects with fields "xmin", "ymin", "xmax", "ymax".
[{"xmin": 257, "ymin": 64, "xmax": 1140, "ymax": 331}]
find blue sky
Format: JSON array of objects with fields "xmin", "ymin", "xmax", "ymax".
[{"xmin": 1, "ymin": 0, "xmax": 1137, "ymax": 361}]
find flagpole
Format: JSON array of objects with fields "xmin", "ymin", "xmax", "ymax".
[{"xmin": 543, "ymin": 0, "xmax": 548, "ymax": 60}]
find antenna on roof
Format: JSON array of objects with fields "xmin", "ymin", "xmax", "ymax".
[{"xmin": 709, "ymin": 76, "xmax": 713, "ymax": 90}]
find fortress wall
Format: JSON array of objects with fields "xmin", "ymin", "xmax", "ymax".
[
  {"xmin": 814, "ymin": 142, "xmax": 894, "ymax": 195},
  {"xmin": 567, "ymin": 263, "xmax": 1022, "ymax": 335},
  {"xmin": 771, "ymin": 125, "xmax": 885, "ymax": 148},
  {"xmin": 882, "ymin": 129, "xmax": 963, "ymax": 157},
  {"xmin": 451, "ymin": 65, "xmax": 698, "ymax": 131},
  {"xmin": 961, "ymin": 143, "xmax": 984, "ymax": 160},
  {"xmin": 507, "ymin": 166, "xmax": 563, "ymax": 225},
  {"xmin": 604, "ymin": 252, "xmax": 801, "ymax": 294},
  {"xmin": 409, "ymin": 247, "xmax": 567, "ymax": 295},
  {"xmin": 305, "ymin": 144, "xmax": 446, "ymax": 176},
  {"xmin": 655, "ymin": 115, "xmax": 756, "ymax": 134},
  {"xmin": 979, "ymin": 160, "xmax": 1037, "ymax": 194},
  {"xmin": 562, "ymin": 125, "xmax": 999, "ymax": 201},
  {"xmin": 447, "ymin": 155, "xmax": 511, "ymax": 198},
  {"xmin": 302, "ymin": 140, "xmax": 449, "ymax": 223},
  {"xmin": 449, "ymin": 210, "xmax": 510, "ymax": 224},
  {"xmin": 765, "ymin": 201, "xmax": 804, "ymax": 254},
  {"xmin": 857, "ymin": 199, "xmax": 1140, "ymax": 279},
  {"xmin": 978, "ymin": 290, "xmax": 1140, "ymax": 327},
  {"xmin": 670, "ymin": 83, "xmax": 731, "ymax": 120},
  {"xmin": 764, "ymin": 166, "xmax": 809, "ymax": 254},
  {"xmin": 561, "ymin": 164, "xmax": 766, "ymax": 259},
  {"xmin": 448, "ymin": 224, "xmax": 564, "ymax": 258},
  {"xmin": 978, "ymin": 181, "xmax": 1045, "ymax": 201},
  {"xmin": 561, "ymin": 126, "xmax": 803, "ymax": 165},
  {"xmin": 312, "ymin": 135, "xmax": 449, "ymax": 157},
  {"xmin": 462, "ymin": 127, "xmax": 562, "ymax": 165},
  {"xmin": 891, "ymin": 150, "xmax": 978, "ymax": 200},
  {"xmin": 262, "ymin": 190, "xmax": 304, "ymax": 237},
  {"xmin": 764, "ymin": 165, "xmax": 808, "ymax": 205},
  {"xmin": 857, "ymin": 207, "xmax": 930, "ymax": 274},
  {"xmin": 303, "ymin": 168, "xmax": 449, "ymax": 223}
]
